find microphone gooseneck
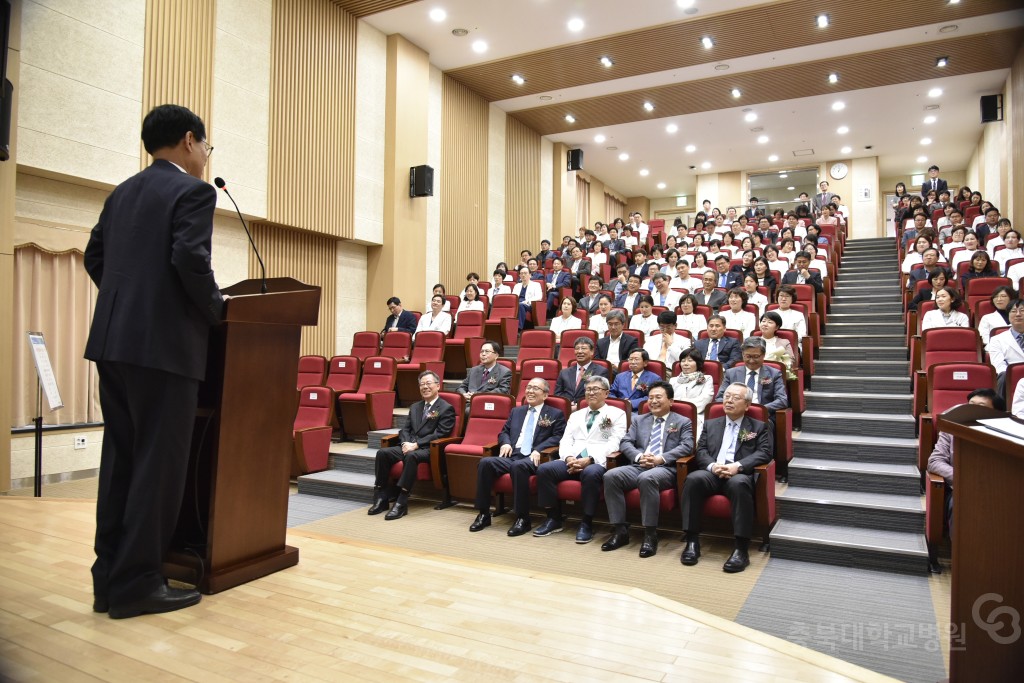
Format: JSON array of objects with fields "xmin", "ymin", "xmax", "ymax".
[{"xmin": 214, "ymin": 177, "xmax": 267, "ymax": 294}]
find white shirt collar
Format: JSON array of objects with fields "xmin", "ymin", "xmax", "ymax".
[{"xmin": 167, "ymin": 161, "xmax": 188, "ymax": 174}]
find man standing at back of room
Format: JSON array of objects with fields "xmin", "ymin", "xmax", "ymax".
[{"xmin": 85, "ymin": 104, "xmax": 224, "ymax": 619}]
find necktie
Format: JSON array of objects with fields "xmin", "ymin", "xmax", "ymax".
[
  {"xmin": 932, "ymin": 179, "xmax": 936, "ymax": 190},
  {"xmin": 518, "ymin": 285, "xmax": 527, "ymax": 302},
  {"xmin": 719, "ymin": 273, "xmax": 727, "ymax": 287},
  {"xmin": 520, "ymin": 407, "xmax": 537, "ymax": 455},
  {"xmin": 576, "ymin": 365, "xmax": 585, "ymax": 385},
  {"xmin": 482, "ymin": 367, "xmax": 490, "ymax": 386},
  {"xmin": 709, "ymin": 339, "xmax": 719, "ymax": 361},
  {"xmin": 660, "ymin": 293, "xmax": 666, "ymax": 306},
  {"xmin": 586, "ymin": 410, "xmax": 599, "ymax": 429},
  {"xmin": 717, "ymin": 421, "xmax": 738, "ymax": 465},
  {"xmin": 649, "ymin": 417, "xmax": 664, "ymax": 456},
  {"xmin": 631, "ymin": 374, "xmax": 639, "ymax": 391},
  {"xmin": 747, "ymin": 370, "xmax": 757, "ymax": 394},
  {"xmin": 1016, "ymin": 333, "xmax": 1024, "ymax": 353}
]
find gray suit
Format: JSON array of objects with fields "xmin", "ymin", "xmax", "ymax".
[
  {"xmin": 457, "ymin": 362, "xmax": 513, "ymax": 403},
  {"xmin": 604, "ymin": 411, "xmax": 694, "ymax": 527},
  {"xmin": 812, "ymin": 191, "xmax": 835, "ymax": 215},
  {"xmin": 716, "ymin": 365, "xmax": 788, "ymax": 414}
]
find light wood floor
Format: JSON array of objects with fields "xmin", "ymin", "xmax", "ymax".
[{"xmin": 0, "ymin": 498, "xmax": 898, "ymax": 682}]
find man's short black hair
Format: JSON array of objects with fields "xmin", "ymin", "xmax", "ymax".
[
  {"xmin": 648, "ymin": 379, "xmax": 674, "ymax": 400},
  {"xmin": 386, "ymin": 296, "xmax": 401, "ymax": 306},
  {"xmin": 141, "ymin": 104, "xmax": 206, "ymax": 155},
  {"xmin": 928, "ymin": 164, "xmax": 940, "ymax": 172},
  {"xmin": 967, "ymin": 388, "xmax": 1004, "ymax": 411}
]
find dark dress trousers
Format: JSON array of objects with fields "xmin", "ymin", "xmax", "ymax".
[
  {"xmin": 84, "ymin": 159, "xmax": 225, "ymax": 608},
  {"xmin": 474, "ymin": 404, "xmax": 567, "ymax": 515},
  {"xmin": 374, "ymin": 398, "xmax": 457, "ymax": 491}
]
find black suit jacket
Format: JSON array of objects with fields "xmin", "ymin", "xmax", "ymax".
[
  {"xmin": 695, "ymin": 289, "xmax": 728, "ymax": 309},
  {"xmin": 781, "ymin": 269, "xmax": 824, "ymax": 294},
  {"xmin": 498, "ymin": 404, "xmax": 567, "ymax": 455},
  {"xmin": 568, "ymin": 259, "xmax": 592, "ymax": 277},
  {"xmin": 695, "ymin": 415, "xmax": 772, "ymax": 474},
  {"xmin": 578, "ymin": 293, "xmax": 602, "ymax": 313},
  {"xmin": 606, "ymin": 239, "xmax": 626, "ymax": 255},
  {"xmin": 383, "ymin": 310, "xmax": 417, "ymax": 335},
  {"xmin": 554, "ymin": 363, "xmax": 610, "ymax": 405},
  {"xmin": 596, "ymin": 333, "xmax": 639, "ymax": 362},
  {"xmin": 693, "ymin": 336, "xmax": 742, "ymax": 367},
  {"xmin": 920, "ymin": 178, "xmax": 948, "ymax": 197},
  {"xmin": 711, "ymin": 270, "xmax": 742, "ymax": 290},
  {"xmin": 399, "ymin": 398, "xmax": 457, "ymax": 450},
  {"xmin": 84, "ymin": 160, "xmax": 224, "ymax": 381}
]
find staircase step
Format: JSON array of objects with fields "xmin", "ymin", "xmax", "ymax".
[
  {"xmin": 770, "ymin": 520, "xmax": 929, "ymax": 574},
  {"xmin": 776, "ymin": 486, "xmax": 923, "ymax": 532},
  {"xmin": 813, "ymin": 360, "xmax": 909, "ymax": 376},
  {"xmin": 367, "ymin": 428, "xmax": 401, "ymax": 450},
  {"xmin": 817, "ymin": 346, "xmax": 908, "ymax": 361},
  {"xmin": 827, "ymin": 312, "xmax": 903, "ymax": 321},
  {"xmin": 804, "ymin": 391, "xmax": 912, "ymax": 413},
  {"xmin": 806, "ymin": 374, "xmax": 911, "ymax": 393},
  {"xmin": 297, "ymin": 469, "xmax": 376, "ymax": 503},
  {"xmin": 327, "ymin": 447, "xmax": 376, "ymax": 474},
  {"xmin": 819, "ymin": 333, "xmax": 906, "ymax": 347},
  {"xmin": 829, "ymin": 302, "xmax": 903, "ymax": 313},
  {"xmin": 834, "ymin": 283, "xmax": 900, "ymax": 291},
  {"xmin": 793, "ymin": 431, "xmax": 918, "ymax": 465},
  {"xmin": 800, "ymin": 410, "xmax": 917, "ymax": 439},
  {"xmin": 788, "ymin": 457, "xmax": 921, "ymax": 495}
]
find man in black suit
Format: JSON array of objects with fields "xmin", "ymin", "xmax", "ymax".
[
  {"xmin": 716, "ymin": 338, "xmax": 788, "ymax": 415},
  {"xmin": 596, "ymin": 311, "xmax": 637, "ymax": 366},
  {"xmin": 920, "ymin": 165, "xmax": 948, "ymax": 197},
  {"xmin": 605, "ymin": 227, "xmax": 626, "ymax": 260},
  {"xmin": 469, "ymin": 378, "xmax": 567, "ymax": 536},
  {"xmin": 381, "ymin": 297, "xmax": 417, "ymax": 336},
  {"xmin": 577, "ymin": 277, "xmax": 605, "ymax": 314},
  {"xmin": 694, "ymin": 271, "xmax": 728, "ymax": 310},
  {"xmin": 680, "ymin": 383, "xmax": 772, "ymax": 573},
  {"xmin": 535, "ymin": 239, "xmax": 554, "ymax": 265},
  {"xmin": 906, "ymin": 248, "xmax": 952, "ymax": 290},
  {"xmin": 84, "ymin": 105, "xmax": 223, "ymax": 619},
  {"xmin": 554, "ymin": 337, "xmax": 609, "ymax": 411},
  {"xmin": 712, "ymin": 254, "xmax": 742, "ymax": 290},
  {"xmin": 566, "ymin": 245, "xmax": 592, "ymax": 294},
  {"xmin": 457, "ymin": 341, "xmax": 513, "ymax": 413},
  {"xmin": 614, "ymin": 274, "xmax": 644, "ymax": 312},
  {"xmin": 743, "ymin": 197, "xmax": 760, "ymax": 220},
  {"xmin": 693, "ymin": 315, "xmax": 742, "ymax": 367},
  {"xmin": 812, "ymin": 181, "xmax": 835, "ymax": 217},
  {"xmin": 369, "ymin": 371, "xmax": 457, "ymax": 520},
  {"xmin": 780, "ymin": 251, "xmax": 825, "ymax": 294}
]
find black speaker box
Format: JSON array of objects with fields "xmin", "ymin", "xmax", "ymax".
[
  {"xmin": 567, "ymin": 148, "xmax": 583, "ymax": 171},
  {"xmin": 0, "ymin": 79, "xmax": 11, "ymax": 162},
  {"xmin": 980, "ymin": 94, "xmax": 1002, "ymax": 123},
  {"xmin": 409, "ymin": 165, "xmax": 433, "ymax": 197}
]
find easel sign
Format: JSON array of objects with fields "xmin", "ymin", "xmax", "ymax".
[{"xmin": 27, "ymin": 332, "xmax": 63, "ymax": 412}]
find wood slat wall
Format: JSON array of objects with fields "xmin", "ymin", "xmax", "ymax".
[
  {"xmin": 504, "ymin": 117, "xmax": 541, "ymax": 265},
  {"xmin": 1010, "ymin": 43, "xmax": 1024, "ymax": 224},
  {"xmin": 439, "ymin": 75, "xmax": 489, "ymax": 287},
  {"xmin": 268, "ymin": 0, "xmax": 356, "ymax": 239},
  {"xmin": 250, "ymin": 222, "xmax": 337, "ymax": 357},
  {"xmin": 329, "ymin": 0, "xmax": 419, "ymax": 18},
  {"xmin": 141, "ymin": 0, "xmax": 216, "ymax": 177}
]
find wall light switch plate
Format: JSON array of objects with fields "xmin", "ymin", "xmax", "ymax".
[{"xmin": 74, "ymin": 436, "xmax": 87, "ymax": 450}]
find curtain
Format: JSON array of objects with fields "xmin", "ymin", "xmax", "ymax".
[
  {"xmin": 604, "ymin": 193, "xmax": 625, "ymax": 224},
  {"xmin": 12, "ymin": 245, "xmax": 100, "ymax": 427},
  {"xmin": 575, "ymin": 175, "xmax": 590, "ymax": 232}
]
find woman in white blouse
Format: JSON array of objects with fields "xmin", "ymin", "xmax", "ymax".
[
  {"xmin": 549, "ymin": 296, "xmax": 583, "ymax": 344},
  {"xmin": 689, "ymin": 251, "xmax": 710, "ymax": 276},
  {"xmin": 774, "ymin": 285, "xmax": 809, "ymax": 341},
  {"xmin": 978, "ymin": 286, "xmax": 1015, "ymax": 346},
  {"xmin": 720, "ymin": 288, "xmax": 757, "ymax": 340},
  {"xmin": 758, "ymin": 311, "xmax": 796, "ymax": 377},
  {"xmin": 920, "ymin": 287, "xmax": 970, "ymax": 330},
  {"xmin": 778, "ymin": 237, "xmax": 798, "ymax": 266},
  {"xmin": 676, "ymin": 294, "xmax": 708, "ymax": 340},
  {"xmin": 950, "ymin": 232, "xmax": 981, "ymax": 274},
  {"xmin": 669, "ymin": 347, "xmax": 715, "ymax": 438},
  {"xmin": 901, "ymin": 235, "xmax": 933, "ymax": 274},
  {"xmin": 942, "ymin": 226, "xmax": 968, "ymax": 261},
  {"xmin": 629, "ymin": 295, "xmax": 660, "ymax": 336},
  {"xmin": 414, "ymin": 294, "xmax": 452, "ymax": 338},
  {"xmin": 587, "ymin": 240, "xmax": 607, "ymax": 270},
  {"xmin": 456, "ymin": 283, "xmax": 485, "ymax": 321},
  {"xmin": 588, "ymin": 294, "xmax": 613, "ymax": 338},
  {"xmin": 429, "ymin": 283, "xmax": 452, "ymax": 312},
  {"xmin": 742, "ymin": 274, "xmax": 770, "ymax": 317}
]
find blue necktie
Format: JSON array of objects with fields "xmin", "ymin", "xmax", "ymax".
[
  {"xmin": 520, "ymin": 408, "xmax": 537, "ymax": 455},
  {"xmin": 709, "ymin": 339, "xmax": 719, "ymax": 361},
  {"xmin": 648, "ymin": 417, "xmax": 664, "ymax": 456},
  {"xmin": 747, "ymin": 370, "xmax": 757, "ymax": 392}
]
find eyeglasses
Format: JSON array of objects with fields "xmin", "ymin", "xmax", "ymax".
[
  {"xmin": 584, "ymin": 387, "xmax": 607, "ymax": 394},
  {"xmin": 200, "ymin": 140, "xmax": 214, "ymax": 155}
]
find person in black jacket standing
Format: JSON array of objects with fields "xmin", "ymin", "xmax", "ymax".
[{"xmin": 85, "ymin": 105, "xmax": 224, "ymax": 619}]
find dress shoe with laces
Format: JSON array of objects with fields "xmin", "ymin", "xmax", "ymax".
[
  {"xmin": 507, "ymin": 518, "xmax": 532, "ymax": 537},
  {"xmin": 723, "ymin": 548, "xmax": 750, "ymax": 573},
  {"xmin": 367, "ymin": 496, "xmax": 389, "ymax": 515},
  {"xmin": 533, "ymin": 518, "xmax": 563, "ymax": 536},
  {"xmin": 680, "ymin": 540, "xmax": 701, "ymax": 566},
  {"xmin": 108, "ymin": 585, "xmax": 201, "ymax": 619},
  {"xmin": 384, "ymin": 502, "xmax": 408, "ymax": 520},
  {"xmin": 600, "ymin": 531, "xmax": 630, "ymax": 551},
  {"xmin": 639, "ymin": 532, "xmax": 659, "ymax": 558},
  {"xmin": 469, "ymin": 512, "xmax": 491, "ymax": 532},
  {"xmin": 575, "ymin": 521, "xmax": 594, "ymax": 544}
]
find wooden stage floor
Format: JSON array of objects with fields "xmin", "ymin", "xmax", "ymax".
[{"xmin": 0, "ymin": 498, "xmax": 897, "ymax": 682}]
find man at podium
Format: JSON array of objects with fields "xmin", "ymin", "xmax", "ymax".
[{"xmin": 84, "ymin": 105, "xmax": 225, "ymax": 619}]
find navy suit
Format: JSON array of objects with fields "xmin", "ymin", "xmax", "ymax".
[
  {"xmin": 693, "ymin": 336, "xmax": 742, "ymax": 367},
  {"xmin": 920, "ymin": 178, "xmax": 948, "ymax": 197},
  {"xmin": 712, "ymin": 270, "xmax": 742, "ymax": 290},
  {"xmin": 474, "ymin": 404, "xmax": 567, "ymax": 516},
  {"xmin": 609, "ymin": 368, "xmax": 662, "ymax": 411},
  {"xmin": 614, "ymin": 291, "xmax": 643, "ymax": 312},
  {"xmin": 554, "ymin": 363, "xmax": 610, "ymax": 406},
  {"xmin": 545, "ymin": 270, "xmax": 572, "ymax": 312},
  {"xmin": 596, "ymin": 333, "xmax": 638, "ymax": 364},
  {"xmin": 374, "ymin": 398, "xmax": 457, "ymax": 493},
  {"xmin": 382, "ymin": 310, "xmax": 417, "ymax": 335},
  {"xmin": 716, "ymin": 365, "xmax": 788, "ymax": 414},
  {"xmin": 781, "ymin": 269, "xmax": 824, "ymax": 294}
]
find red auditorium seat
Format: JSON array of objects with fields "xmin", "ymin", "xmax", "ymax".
[
  {"xmin": 350, "ymin": 331, "xmax": 380, "ymax": 362},
  {"xmin": 296, "ymin": 355, "xmax": 327, "ymax": 390},
  {"xmin": 515, "ymin": 359, "xmax": 561, "ymax": 403},
  {"xmin": 558, "ymin": 329, "xmax": 598, "ymax": 367},
  {"xmin": 395, "ymin": 331, "xmax": 446, "ymax": 406},
  {"xmin": 380, "ymin": 331, "xmax": 412, "ymax": 362},
  {"xmin": 443, "ymin": 309, "xmax": 485, "ymax": 380},
  {"xmin": 336, "ymin": 355, "xmax": 397, "ymax": 441},
  {"xmin": 292, "ymin": 386, "xmax": 334, "ymax": 476},
  {"xmin": 916, "ymin": 363, "xmax": 995, "ymax": 475},
  {"xmin": 516, "ymin": 330, "xmax": 556, "ymax": 369},
  {"xmin": 485, "ymin": 293, "xmax": 521, "ymax": 347},
  {"xmin": 325, "ymin": 355, "xmax": 360, "ymax": 396},
  {"xmin": 433, "ymin": 393, "xmax": 516, "ymax": 505}
]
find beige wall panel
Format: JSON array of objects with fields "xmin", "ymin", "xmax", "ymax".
[
  {"xmin": 539, "ymin": 138, "xmax": 553, "ymax": 245},
  {"xmin": 2, "ymin": 33, "xmax": 20, "ymax": 490},
  {"xmin": 625, "ymin": 197, "xmax": 651, "ymax": 221},
  {"xmin": 981, "ymin": 118, "xmax": 1006, "ymax": 210},
  {"xmin": 14, "ymin": 173, "xmax": 106, "ymax": 231},
  {"xmin": 850, "ymin": 156, "xmax": 881, "ymax": 239},
  {"xmin": 211, "ymin": 213, "xmax": 250, "ymax": 289},
  {"xmin": 717, "ymin": 172, "xmax": 742, "ymax": 209},
  {"xmin": 696, "ymin": 174, "xmax": 718, "ymax": 211},
  {"xmin": 488, "ymin": 105, "xmax": 506, "ymax": 271},
  {"xmin": 504, "ymin": 116, "xmax": 540, "ymax": 266},
  {"xmin": 268, "ymin": 0, "xmax": 356, "ymax": 239},
  {"xmin": 353, "ymin": 20, "xmax": 387, "ymax": 246},
  {"xmin": 550, "ymin": 143, "xmax": 575, "ymax": 237},
  {"xmin": 336, "ymin": 241, "xmax": 368, "ymax": 354},
  {"xmin": 1008, "ymin": 44, "xmax": 1024, "ymax": 224},
  {"xmin": 10, "ymin": 429, "xmax": 103, "ymax": 482},
  {"xmin": 439, "ymin": 75, "xmax": 489, "ymax": 288},
  {"xmin": 424, "ymin": 65, "xmax": 443, "ymax": 291}
]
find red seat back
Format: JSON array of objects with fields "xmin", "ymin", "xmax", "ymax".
[
  {"xmin": 297, "ymin": 355, "xmax": 327, "ymax": 390},
  {"xmin": 517, "ymin": 330, "xmax": 556, "ymax": 368},
  {"xmin": 355, "ymin": 356, "xmax": 397, "ymax": 393},
  {"xmin": 1004, "ymin": 362, "xmax": 1024, "ymax": 407},
  {"xmin": 516, "ymin": 359, "xmax": 562, "ymax": 403},
  {"xmin": 438, "ymin": 391, "xmax": 467, "ymax": 438},
  {"xmin": 542, "ymin": 395, "xmax": 572, "ymax": 419},
  {"xmin": 921, "ymin": 328, "xmax": 981, "ymax": 370},
  {"xmin": 927, "ymin": 363, "xmax": 995, "ymax": 416},
  {"xmin": 408, "ymin": 331, "xmax": 445, "ymax": 362},
  {"xmin": 325, "ymin": 355, "xmax": 360, "ymax": 394},
  {"xmin": 461, "ymin": 394, "xmax": 515, "ymax": 447},
  {"xmin": 965, "ymin": 276, "xmax": 1011, "ymax": 300},
  {"xmin": 294, "ymin": 386, "xmax": 333, "ymax": 431},
  {"xmin": 639, "ymin": 400, "xmax": 698, "ymax": 446},
  {"xmin": 559, "ymin": 329, "xmax": 598, "ymax": 367},
  {"xmin": 380, "ymin": 331, "xmax": 412, "ymax": 361},
  {"xmin": 351, "ymin": 331, "xmax": 380, "ymax": 361},
  {"xmin": 451, "ymin": 310, "xmax": 484, "ymax": 340},
  {"xmin": 708, "ymin": 403, "xmax": 769, "ymax": 423},
  {"xmin": 617, "ymin": 359, "xmax": 667, "ymax": 379},
  {"xmin": 488, "ymin": 294, "xmax": 519, "ymax": 322}
]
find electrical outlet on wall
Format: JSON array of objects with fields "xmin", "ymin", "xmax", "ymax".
[{"xmin": 74, "ymin": 436, "xmax": 87, "ymax": 450}]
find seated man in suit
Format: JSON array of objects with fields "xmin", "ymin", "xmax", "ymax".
[
  {"xmin": 511, "ymin": 265, "xmax": 544, "ymax": 330},
  {"xmin": 629, "ymin": 250, "xmax": 649, "ymax": 279},
  {"xmin": 605, "ymin": 227, "xmax": 626, "ymax": 260},
  {"xmin": 602, "ymin": 381, "xmax": 693, "ymax": 557},
  {"xmin": 535, "ymin": 239, "xmax": 553, "ymax": 266},
  {"xmin": 643, "ymin": 310, "xmax": 692, "ymax": 366},
  {"xmin": 715, "ymin": 337, "xmax": 788, "ymax": 415},
  {"xmin": 577, "ymin": 276, "xmax": 604, "ymax": 314},
  {"xmin": 381, "ymin": 297, "xmax": 417, "ymax": 337},
  {"xmin": 566, "ymin": 245, "xmax": 592, "ymax": 294},
  {"xmin": 369, "ymin": 371, "xmax": 457, "ymax": 520},
  {"xmin": 680, "ymin": 382, "xmax": 772, "ymax": 573},
  {"xmin": 554, "ymin": 337, "xmax": 609, "ymax": 411},
  {"xmin": 614, "ymin": 274, "xmax": 645, "ymax": 312},
  {"xmin": 469, "ymin": 378, "xmax": 567, "ymax": 536},
  {"xmin": 694, "ymin": 315, "xmax": 742, "ymax": 367},
  {"xmin": 988, "ymin": 299, "xmax": 1024, "ymax": 395},
  {"xmin": 544, "ymin": 257, "xmax": 573, "ymax": 315},
  {"xmin": 534, "ymin": 376, "xmax": 628, "ymax": 543},
  {"xmin": 781, "ymin": 251, "xmax": 825, "ymax": 294},
  {"xmin": 596, "ymin": 310, "xmax": 637, "ymax": 366},
  {"xmin": 457, "ymin": 341, "xmax": 512, "ymax": 413},
  {"xmin": 694, "ymin": 271, "xmax": 728, "ymax": 309},
  {"xmin": 906, "ymin": 248, "xmax": 952, "ymax": 290},
  {"xmin": 712, "ymin": 255, "xmax": 742, "ymax": 290},
  {"xmin": 610, "ymin": 349, "xmax": 663, "ymax": 412}
]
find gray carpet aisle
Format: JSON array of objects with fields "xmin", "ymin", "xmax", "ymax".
[
  {"xmin": 737, "ymin": 560, "xmax": 946, "ymax": 682},
  {"xmin": 287, "ymin": 493, "xmax": 363, "ymax": 527}
]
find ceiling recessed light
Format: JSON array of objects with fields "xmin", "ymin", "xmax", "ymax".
[
  {"xmin": 768, "ymin": 155, "xmax": 779, "ymax": 162},
  {"xmin": 731, "ymin": 88, "xmax": 742, "ymax": 98},
  {"xmin": 564, "ymin": 114, "xmax": 576, "ymax": 123},
  {"xmin": 677, "ymin": 0, "xmax": 696, "ymax": 8},
  {"xmin": 840, "ymin": 146, "xmax": 852, "ymax": 154},
  {"xmin": 924, "ymin": 104, "xmax": 940, "ymax": 111},
  {"xmin": 939, "ymin": 24, "xmax": 958, "ymax": 33},
  {"xmin": 787, "ymin": 186, "xmax": 795, "ymax": 191},
  {"xmin": 606, "ymin": 146, "xmax": 617, "ymax": 151},
  {"xmin": 757, "ymin": 135, "xmax": 769, "ymax": 144},
  {"xmin": 923, "ymin": 115, "xmax": 936, "ymax": 124},
  {"xmin": 451, "ymin": 28, "xmax": 469, "ymax": 36},
  {"xmin": 639, "ymin": 169, "xmax": 649, "ymax": 177},
  {"xmin": 837, "ymin": 125, "xmax": 849, "ymax": 134},
  {"xmin": 567, "ymin": 18, "xmax": 585, "ymax": 32},
  {"xmin": 917, "ymin": 155, "xmax": 928, "ymax": 163},
  {"xmin": 948, "ymin": 0, "xmax": 960, "ymax": 5},
  {"xmin": 685, "ymin": 144, "xmax": 696, "ymax": 153},
  {"xmin": 471, "ymin": 39, "xmax": 488, "ymax": 53},
  {"xmin": 701, "ymin": 161, "xmax": 711, "ymax": 169},
  {"xmin": 816, "ymin": 14, "xmax": 829, "ymax": 28},
  {"xmin": 643, "ymin": 101, "xmax": 655, "ymax": 112},
  {"xmin": 600, "ymin": 56, "xmax": 614, "ymax": 68},
  {"xmin": 594, "ymin": 134, "xmax": 606, "ymax": 143},
  {"xmin": 657, "ymin": 182, "xmax": 667, "ymax": 190},
  {"xmin": 511, "ymin": 74, "xmax": 525, "ymax": 85},
  {"xmin": 429, "ymin": 8, "xmax": 447, "ymax": 22},
  {"xmin": 666, "ymin": 123, "xmax": 678, "ymax": 133},
  {"xmin": 701, "ymin": 36, "xmax": 714, "ymax": 49},
  {"xmin": 921, "ymin": 137, "xmax": 932, "ymax": 145},
  {"xmin": 618, "ymin": 152, "xmax": 630, "ymax": 161},
  {"xmin": 744, "ymin": 112, "xmax": 758, "ymax": 122},
  {"xmin": 832, "ymin": 101, "xmax": 845, "ymax": 111},
  {"xmin": 828, "ymin": 73, "xmax": 839, "ymax": 84},
  {"xmin": 714, "ymin": 63, "xmax": 730, "ymax": 71},
  {"xmin": 928, "ymin": 87, "xmax": 943, "ymax": 98},
  {"xmin": 936, "ymin": 56, "xmax": 949, "ymax": 68},
  {"xmin": 779, "ymin": 173, "xmax": 788, "ymax": 179}
]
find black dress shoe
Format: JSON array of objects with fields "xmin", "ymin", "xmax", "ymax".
[
  {"xmin": 367, "ymin": 497, "xmax": 389, "ymax": 515},
  {"xmin": 600, "ymin": 532, "xmax": 630, "ymax": 551},
  {"xmin": 639, "ymin": 533, "xmax": 659, "ymax": 558},
  {"xmin": 778, "ymin": 475, "xmax": 789, "ymax": 484},
  {"xmin": 108, "ymin": 585, "xmax": 201, "ymax": 619},
  {"xmin": 507, "ymin": 518, "xmax": 532, "ymax": 537},
  {"xmin": 469, "ymin": 512, "xmax": 492, "ymax": 532},
  {"xmin": 384, "ymin": 502, "xmax": 408, "ymax": 520},
  {"xmin": 723, "ymin": 548, "xmax": 750, "ymax": 573},
  {"xmin": 93, "ymin": 596, "xmax": 108, "ymax": 613},
  {"xmin": 680, "ymin": 540, "xmax": 701, "ymax": 566}
]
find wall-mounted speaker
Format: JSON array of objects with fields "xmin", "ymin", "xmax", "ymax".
[
  {"xmin": 567, "ymin": 149, "xmax": 583, "ymax": 171},
  {"xmin": 980, "ymin": 94, "xmax": 1003, "ymax": 124},
  {"xmin": 409, "ymin": 165, "xmax": 433, "ymax": 198},
  {"xmin": 0, "ymin": 80, "xmax": 12, "ymax": 162}
]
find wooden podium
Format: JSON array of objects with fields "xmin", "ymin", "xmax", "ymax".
[
  {"xmin": 935, "ymin": 404, "xmax": 1024, "ymax": 682},
  {"xmin": 165, "ymin": 277, "xmax": 320, "ymax": 594}
]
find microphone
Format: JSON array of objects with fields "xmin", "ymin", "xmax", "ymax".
[{"xmin": 214, "ymin": 177, "xmax": 267, "ymax": 294}]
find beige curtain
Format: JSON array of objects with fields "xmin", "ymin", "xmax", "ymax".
[
  {"xmin": 604, "ymin": 193, "xmax": 625, "ymax": 224},
  {"xmin": 12, "ymin": 245, "xmax": 100, "ymax": 427},
  {"xmin": 575, "ymin": 175, "xmax": 590, "ymax": 232}
]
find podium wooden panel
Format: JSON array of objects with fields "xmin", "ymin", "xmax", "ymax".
[
  {"xmin": 934, "ymin": 404, "xmax": 1024, "ymax": 682},
  {"xmin": 165, "ymin": 278, "xmax": 320, "ymax": 594}
]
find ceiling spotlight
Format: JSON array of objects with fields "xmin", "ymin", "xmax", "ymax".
[
  {"xmin": 817, "ymin": 14, "xmax": 829, "ymax": 28},
  {"xmin": 594, "ymin": 134, "xmax": 606, "ymax": 143},
  {"xmin": 779, "ymin": 173, "xmax": 788, "ymax": 179},
  {"xmin": 639, "ymin": 169, "xmax": 650, "ymax": 177},
  {"xmin": 948, "ymin": 0, "xmax": 960, "ymax": 4},
  {"xmin": 837, "ymin": 125, "xmax": 849, "ymax": 134},
  {"xmin": 787, "ymin": 186, "xmax": 795, "ymax": 191},
  {"xmin": 939, "ymin": 24, "xmax": 958, "ymax": 33},
  {"xmin": 567, "ymin": 18, "xmax": 585, "ymax": 32},
  {"xmin": 731, "ymin": 88, "xmax": 742, "ymax": 98},
  {"xmin": 511, "ymin": 74, "xmax": 525, "ymax": 85},
  {"xmin": 921, "ymin": 137, "xmax": 932, "ymax": 145},
  {"xmin": 840, "ymin": 146, "xmax": 852, "ymax": 154},
  {"xmin": 768, "ymin": 154, "xmax": 779, "ymax": 162},
  {"xmin": 757, "ymin": 135, "xmax": 769, "ymax": 144},
  {"xmin": 828, "ymin": 73, "xmax": 839, "ymax": 84},
  {"xmin": 928, "ymin": 87, "xmax": 943, "ymax": 98},
  {"xmin": 666, "ymin": 123, "xmax": 678, "ymax": 133},
  {"xmin": 429, "ymin": 8, "xmax": 447, "ymax": 22},
  {"xmin": 657, "ymin": 182, "xmax": 667, "ymax": 190},
  {"xmin": 471, "ymin": 40, "xmax": 488, "ymax": 53},
  {"xmin": 701, "ymin": 161, "xmax": 711, "ymax": 169},
  {"xmin": 677, "ymin": 0, "xmax": 696, "ymax": 8},
  {"xmin": 917, "ymin": 155, "xmax": 928, "ymax": 163},
  {"xmin": 832, "ymin": 101, "xmax": 845, "ymax": 111},
  {"xmin": 744, "ymin": 112, "xmax": 758, "ymax": 122},
  {"xmin": 923, "ymin": 115, "xmax": 936, "ymax": 124},
  {"xmin": 685, "ymin": 144, "xmax": 696, "ymax": 153},
  {"xmin": 715, "ymin": 63, "xmax": 730, "ymax": 71},
  {"xmin": 936, "ymin": 56, "xmax": 949, "ymax": 68},
  {"xmin": 600, "ymin": 56, "xmax": 614, "ymax": 68},
  {"xmin": 564, "ymin": 114, "xmax": 576, "ymax": 124},
  {"xmin": 701, "ymin": 36, "xmax": 714, "ymax": 49},
  {"xmin": 643, "ymin": 101, "xmax": 655, "ymax": 112},
  {"xmin": 618, "ymin": 152, "xmax": 630, "ymax": 161}
]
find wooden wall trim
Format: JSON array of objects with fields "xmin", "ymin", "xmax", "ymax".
[{"xmin": 504, "ymin": 117, "xmax": 541, "ymax": 265}]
